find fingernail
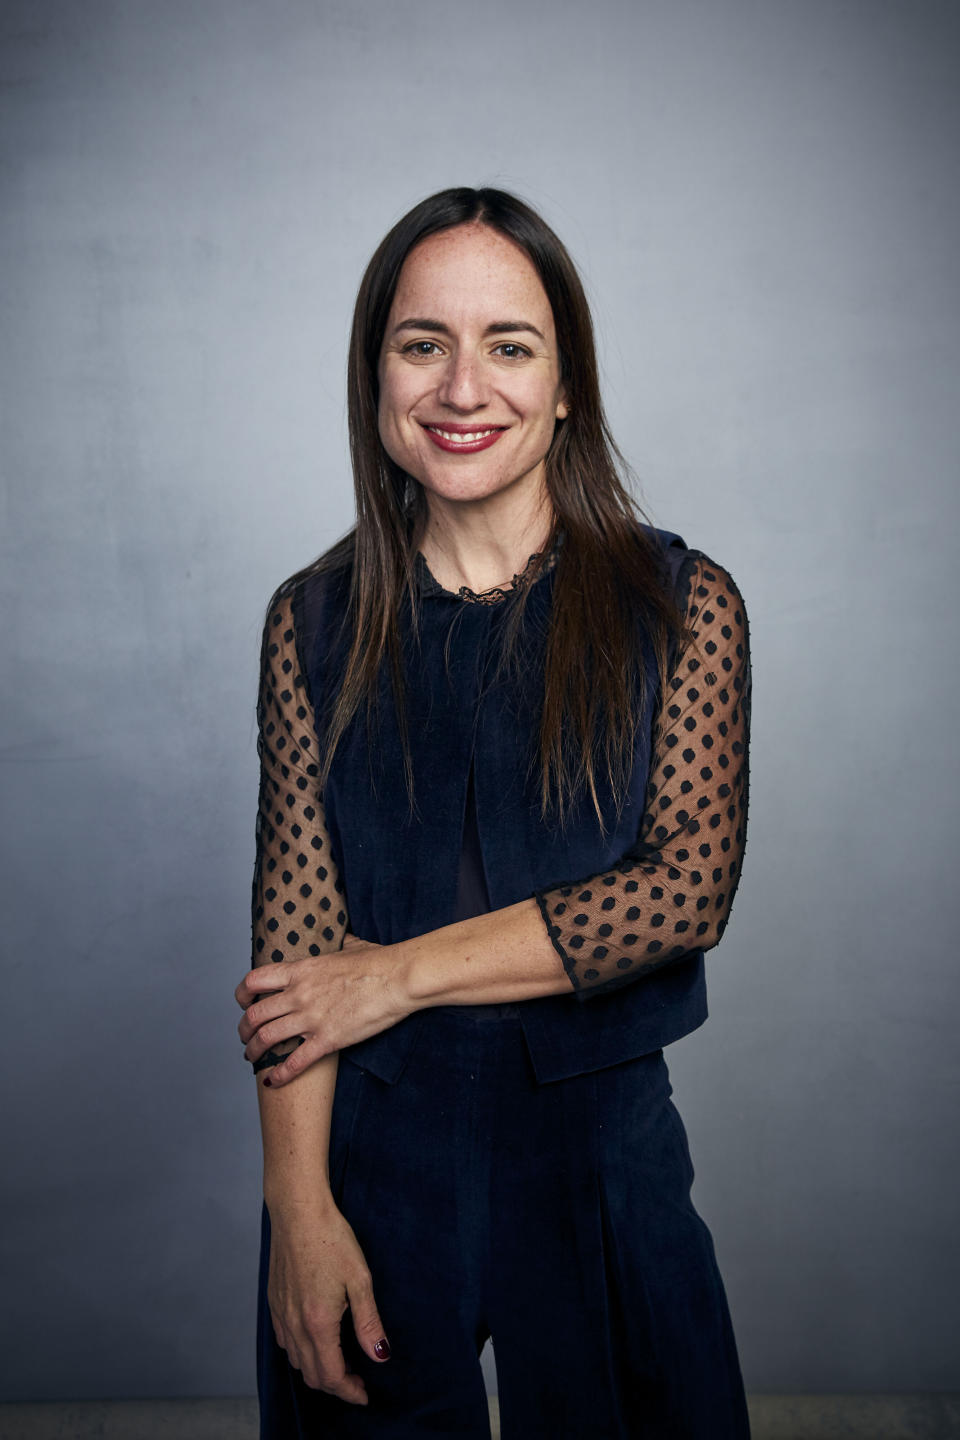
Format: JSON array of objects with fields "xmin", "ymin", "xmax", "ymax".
[
  {"xmin": 374, "ymin": 1337, "xmax": 391, "ymax": 1360},
  {"xmin": 263, "ymin": 1077, "xmax": 272, "ymax": 1088}
]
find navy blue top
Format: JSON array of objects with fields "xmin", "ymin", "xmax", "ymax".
[
  {"xmin": 251, "ymin": 530, "xmax": 750, "ymax": 1082},
  {"xmin": 455, "ymin": 759, "xmax": 492, "ymax": 924}
]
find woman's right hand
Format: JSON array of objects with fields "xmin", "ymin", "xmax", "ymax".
[{"xmin": 267, "ymin": 1198, "xmax": 391, "ymax": 1405}]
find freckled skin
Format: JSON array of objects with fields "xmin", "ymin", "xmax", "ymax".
[{"xmin": 377, "ymin": 223, "xmax": 569, "ymax": 514}]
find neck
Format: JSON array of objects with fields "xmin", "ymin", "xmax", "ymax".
[{"xmin": 417, "ymin": 480, "xmax": 554, "ymax": 597}]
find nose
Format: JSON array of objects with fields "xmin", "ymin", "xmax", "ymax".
[{"xmin": 436, "ymin": 349, "xmax": 489, "ymax": 413}]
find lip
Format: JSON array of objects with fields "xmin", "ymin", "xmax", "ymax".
[{"xmin": 420, "ymin": 422, "xmax": 507, "ymax": 454}]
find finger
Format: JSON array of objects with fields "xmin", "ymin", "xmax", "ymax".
[
  {"xmin": 244, "ymin": 1012, "xmax": 309, "ymax": 1064},
  {"xmin": 270, "ymin": 1309, "xmax": 306, "ymax": 1383},
  {"xmin": 271, "ymin": 1315, "xmax": 289, "ymax": 1354},
  {"xmin": 261, "ymin": 1034, "xmax": 330, "ymax": 1087},
  {"xmin": 234, "ymin": 973, "xmax": 268, "ymax": 1008},
  {"xmin": 237, "ymin": 992, "xmax": 293, "ymax": 1045},
  {"xmin": 297, "ymin": 1345, "xmax": 366, "ymax": 1404},
  {"xmin": 300, "ymin": 1320, "xmax": 369, "ymax": 1405},
  {"xmin": 272, "ymin": 1305, "xmax": 365, "ymax": 1402},
  {"xmin": 322, "ymin": 1367, "xmax": 368, "ymax": 1405},
  {"xmin": 347, "ymin": 1269, "xmax": 391, "ymax": 1364},
  {"xmin": 236, "ymin": 965, "xmax": 292, "ymax": 1008}
]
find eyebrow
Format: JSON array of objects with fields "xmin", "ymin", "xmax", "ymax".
[{"xmin": 391, "ymin": 317, "xmax": 546, "ymax": 342}]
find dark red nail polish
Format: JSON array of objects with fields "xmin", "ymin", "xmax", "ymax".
[
  {"xmin": 263, "ymin": 1077, "xmax": 272, "ymax": 1087},
  {"xmin": 374, "ymin": 1337, "xmax": 391, "ymax": 1360}
]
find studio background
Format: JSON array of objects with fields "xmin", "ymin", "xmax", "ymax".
[{"xmin": 2, "ymin": 0, "xmax": 958, "ymax": 1405}]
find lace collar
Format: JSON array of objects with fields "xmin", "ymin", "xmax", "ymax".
[{"xmin": 415, "ymin": 530, "xmax": 564, "ymax": 605}]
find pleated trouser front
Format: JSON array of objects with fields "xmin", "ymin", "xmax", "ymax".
[{"xmin": 257, "ymin": 1007, "xmax": 750, "ymax": 1439}]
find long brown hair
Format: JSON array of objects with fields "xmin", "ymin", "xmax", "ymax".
[{"xmin": 296, "ymin": 187, "xmax": 685, "ymax": 831}]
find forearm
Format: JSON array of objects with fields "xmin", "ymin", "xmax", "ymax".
[
  {"xmin": 257, "ymin": 1051, "xmax": 340, "ymax": 1216},
  {"xmin": 240, "ymin": 903, "xmax": 572, "ymax": 1087},
  {"xmin": 397, "ymin": 897, "xmax": 570, "ymax": 1008}
]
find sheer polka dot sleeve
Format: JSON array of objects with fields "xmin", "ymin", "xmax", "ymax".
[
  {"xmin": 534, "ymin": 552, "xmax": 750, "ymax": 999},
  {"xmin": 250, "ymin": 587, "xmax": 348, "ymax": 1072}
]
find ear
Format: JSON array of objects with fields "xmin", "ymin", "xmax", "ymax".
[{"xmin": 555, "ymin": 393, "xmax": 570, "ymax": 421}]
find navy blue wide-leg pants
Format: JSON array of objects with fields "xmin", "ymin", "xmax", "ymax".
[{"xmin": 257, "ymin": 1008, "xmax": 750, "ymax": 1439}]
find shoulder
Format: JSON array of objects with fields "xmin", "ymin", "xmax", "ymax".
[
  {"xmin": 639, "ymin": 526, "xmax": 746, "ymax": 621},
  {"xmin": 263, "ymin": 531, "xmax": 356, "ymax": 640},
  {"xmin": 668, "ymin": 549, "xmax": 750, "ymax": 689},
  {"xmin": 677, "ymin": 551, "xmax": 748, "ymax": 634}
]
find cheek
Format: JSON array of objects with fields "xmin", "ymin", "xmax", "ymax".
[
  {"xmin": 376, "ymin": 388, "xmax": 390, "ymax": 437},
  {"xmin": 377, "ymin": 384, "xmax": 423, "ymax": 471},
  {"xmin": 522, "ymin": 376, "xmax": 566, "ymax": 429},
  {"xmin": 377, "ymin": 379, "xmax": 404, "ymax": 446},
  {"xmin": 378, "ymin": 368, "xmax": 419, "ymax": 434}
]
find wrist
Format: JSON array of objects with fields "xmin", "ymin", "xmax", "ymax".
[
  {"xmin": 264, "ymin": 1180, "xmax": 339, "ymax": 1222},
  {"xmin": 393, "ymin": 933, "xmax": 443, "ymax": 1009}
]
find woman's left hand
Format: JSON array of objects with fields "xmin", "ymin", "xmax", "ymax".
[{"xmin": 236, "ymin": 934, "xmax": 412, "ymax": 1086}]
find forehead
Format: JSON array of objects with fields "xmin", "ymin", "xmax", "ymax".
[{"xmin": 389, "ymin": 223, "xmax": 554, "ymax": 326}]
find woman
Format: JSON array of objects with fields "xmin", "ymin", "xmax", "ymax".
[{"xmin": 236, "ymin": 187, "xmax": 752, "ymax": 1439}]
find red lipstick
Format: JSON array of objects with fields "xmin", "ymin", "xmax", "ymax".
[{"xmin": 421, "ymin": 423, "xmax": 506, "ymax": 454}]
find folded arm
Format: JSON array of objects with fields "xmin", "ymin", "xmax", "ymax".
[
  {"xmin": 533, "ymin": 550, "xmax": 751, "ymax": 996},
  {"xmin": 239, "ymin": 552, "xmax": 750, "ymax": 1084}
]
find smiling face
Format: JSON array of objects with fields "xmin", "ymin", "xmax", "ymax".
[{"xmin": 377, "ymin": 223, "xmax": 569, "ymax": 513}]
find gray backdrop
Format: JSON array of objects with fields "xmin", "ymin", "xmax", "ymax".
[{"xmin": 2, "ymin": 0, "xmax": 958, "ymax": 1403}]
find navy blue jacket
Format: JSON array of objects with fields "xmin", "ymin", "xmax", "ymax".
[{"xmin": 252, "ymin": 530, "xmax": 750, "ymax": 1085}]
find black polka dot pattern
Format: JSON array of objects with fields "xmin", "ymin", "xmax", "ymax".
[
  {"xmin": 251, "ymin": 588, "xmax": 348, "ymax": 1065},
  {"xmin": 533, "ymin": 552, "xmax": 751, "ymax": 996}
]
